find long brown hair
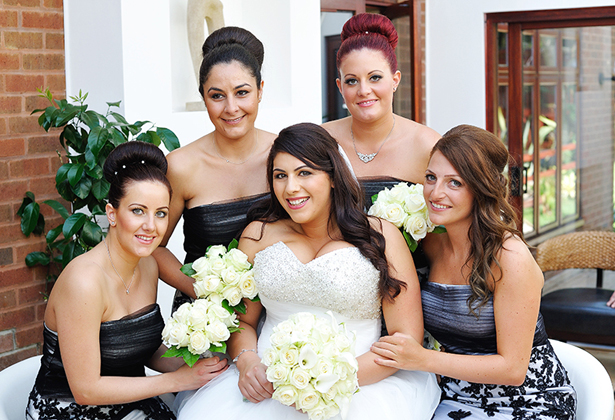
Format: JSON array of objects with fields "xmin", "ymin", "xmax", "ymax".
[{"xmin": 432, "ymin": 125, "xmax": 524, "ymax": 313}]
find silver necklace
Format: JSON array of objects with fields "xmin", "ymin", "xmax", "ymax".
[
  {"xmin": 351, "ymin": 115, "xmax": 396, "ymax": 163},
  {"xmin": 213, "ymin": 130, "xmax": 258, "ymax": 165},
  {"xmin": 103, "ymin": 237, "xmax": 135, "ymax": 294}
]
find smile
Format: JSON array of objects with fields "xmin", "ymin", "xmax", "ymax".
[
  {"xmin": 287, "ymin": 197, "xmax": 309, "ymax": 208},
  {"xmin": 136, "ymin": 235, "xmax": 155, "ymax": 242},
  {"xmin": 431, "ymin": 202, "xmax": 449, "ymax": 209},
  {"xmin": 357, "ymin": 99, "xmax": 377, "ymax": 107},
  {"xmin": 222, "ymin": 115, "xmax": 244, "ymax": 124}
]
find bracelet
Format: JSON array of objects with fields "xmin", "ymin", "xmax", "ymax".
[{"xmin": 232, "ymin": 348, "xmax": 257, "ymax": 363}]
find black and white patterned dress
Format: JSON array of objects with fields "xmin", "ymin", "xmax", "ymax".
[
  {"xmin": 26, "ymin": 304, "xmax": 175, "ymax": 420},
  {"xmin": 422, "ymin": 281, "xmax": 577, "ymax": 419}
]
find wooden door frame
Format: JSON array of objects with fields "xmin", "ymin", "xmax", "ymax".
[
  {"xmin": 485, "ymin": 5, "xmax": 615, "ymax": 224},
  {"xmin": 321, "ymin": 0, "xmax": 424, "ymax": 123}
]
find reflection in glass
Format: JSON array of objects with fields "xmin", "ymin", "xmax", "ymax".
[
  {"xmin": 562, "ymin": 36, "xmax": 578, "ymax": 68},
  {"xmin": 522, "ymin": 85, "xmax": 534, "ymax": 235},
  {"xmin": 539, "ymin": 84, "xmax": 557, "ymax": 228},
  {"xmin": 540, "ymin": 33, "xmax": 557, "ymax": 67},
  {"xmin": 561, "ymin": 83, "xmax": 577, "ymax": 219},
  {"xmin": 522, "ymin": 32, "xmax": 534, "ymax": 67},
  {"xmin": 498, "ymin": 29, "xmax": 507, "ymax": 66},
  {"xmin": 497, "ymin": 85, "xmax": 508, "ymax": 146}
]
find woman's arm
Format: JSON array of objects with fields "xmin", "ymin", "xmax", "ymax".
[
  {"xmin": 355, "ymin": 220, "xmax": 424, "ymax": 386},
  {"xmin": 227, "ymin": 224, "xmax": 273, "ymax": 403},
  {"xmin": 54, "ymin": 260, "xmax": 226, "ymax": 405},
  {"xmin": 372, "ymin": 237, "xmax": 543, "ymax": 386},
  {"xmin": 152, "ymin": 150, "xmax": 197, "ymax": 298}
]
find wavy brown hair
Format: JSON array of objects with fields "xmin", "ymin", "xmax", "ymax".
[{"xmin": 433, "ymin": 125, "xmax": 524, "ymax": 313}]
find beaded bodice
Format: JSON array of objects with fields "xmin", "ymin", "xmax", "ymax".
[{"xmin": 253, "ymin": 241, "xmax": 381, "ymax": 320}]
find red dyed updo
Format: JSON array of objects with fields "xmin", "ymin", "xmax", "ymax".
[{"xmin": 336, "ymin": 13, "xmax": 399, "ymax": 74}]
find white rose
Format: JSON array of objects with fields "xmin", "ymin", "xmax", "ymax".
[
  {"xmin": 220, "ymin": 267, "xmax": 240, "ymax": 286},
  {"xmin": 266, "ymin": 363, "xmax": 289, "ymax": 385},
  {"xmin": 238, "ymin": 270, "xmax": 258, "ymax": 299},
  {"xmin": 309, "ymin": 404, "xmax": 336, "ymax": 420},
  {"xmin": 222, "ymin": 285, "xmax": 243, "ymax": 307},
  {"xmin": 323, "ymin": 382, "xmax": 338, "ymax": 401},
  {"xmin": 165, "ymin": 321, "xmax": 190, "ymax": 347},
  {"xmin": 272, "ymin": 384, "xmax": 298, "ymax": 406},
  {"xmin": 193, "ymin": 280, "xmax": 210, "ymax": 299},
  {"xmin": 333, "ymin": 332, "xmax": 352, "ymax": 352},
  {"xmin": 312, "ymin": 318, "xmax": 334, "ymax": 343},
  {"xmin": 373, "ymin": 187, "xmax": 392, "ymax": 204},
  {"xmin": 382, "ymin": 202, "xmax": 407, "ymax": 228},
  {"xmin": 201, "ymin": 274, "xmax": 223, "ymax": 294},
  {"xmin": 311, "ymin": 356, "xmax": 334, "ymax": 378},
  {"xmin": 262, "ymin": 347, "xmax": 279, "ymax": 366},
  {"xmin": 296, "ymin": 384, "xmax": 319, "ymax": 410},
  {"xmin": 188, "ymin": 330, "xmax": 210, "ymax": 354},
  {"xmin": 191, "ymin": 256, "xmax": 210, "ymax": 279},
  {"xmin": 367, "ymin": 200, "xmax": 387, "ymax": 219},
  {"xmin": 403, "ymin": 192, "xmax": 426, "ymax": 213},
  {"xmin": 207, "ymin": 293, "xmax": 224, "ymax": 306},
  {"xmin": 208, "ymin": 303, "xmax": 234, "ymax": 326},
  {"xmin": 389, "ymin": 182, "xmax": 410, "ymax": 202},
  {"xmin": 206, "ymin": 319, "xmax": 231, "ymax": 344},
  {"xmin": 223, "ymin": 248, "xmax": 251, "ymax": 271},
  {"xmin": 205, "ymin": 245, "xmax": 226, "ymax": 258},
  {"xmin": 208, "ymin": 256, "xmax": 226, "ymax": 275},
  {"xmin": 280, "ymin": 346, "xmax": 300, "ymax": 367},
  {"xmin": 275, "ymin": 319, "xmax": 295, "ymax": 334},
  {"xmin": 270, "ymin": 330, "xmax": 292, "ymax": 348},
  {"xmin": 187, "ymin": 303, "xmax": 209, "ymax": 330},
  {"xmin": 403, "ymin": 214, "xmax": 429, "ymax": 241},
  {"xmin": 172, "ymin": 302, "xmax": 191, "ymax": 323}
]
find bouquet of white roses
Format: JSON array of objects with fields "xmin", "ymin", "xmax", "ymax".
[
  {"xmin": 180, "ymin": 239, "xmax": 258, "ymax": 315},
  {"xmin": 367, "ymin": 182, "xmax": 445, "ymax": 252},
  {"xmin": 161, "ymin": 297, "xmax": 241, "ymax": 367},
  {"xmin": 262, "ymin": 312, "xmax": 359, "ymax": 420}
]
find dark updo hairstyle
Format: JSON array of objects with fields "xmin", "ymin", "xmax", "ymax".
[
  {"xmin": 198, "ymin": 26, "xmax": 264, "ymax": 98},
  {"xmin": 103, "ymin": 141, "xmax": 172, "ymax": 208},
  {"xmin": 249, "ymin": 123, "xmax": 405, "ymax": 301},
  {"xmin": 432, "ymin": 125, "xmax": 523, "ymax": 313},
  {"xmin": 336, "ymin": 13, "xmax": 398, "ymax": 74}
]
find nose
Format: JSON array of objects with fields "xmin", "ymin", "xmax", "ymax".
[
  {"xmin": 142, "ymin": 214, "xmax": 155, "ymax": 232},
  {"xmin": 357, "ymin": 81, "xmax": 371, "ymax": 96},
  {"xmin": 285, "ymin": 174, "xmax": 300, "ymax": 194},
  {"xmin": 430, "ymin": 180, "xmax": 446, "ymax": 200},
  {"xmin": 225, "ymin": 96, "xmax": 239, "ymax": 113}
]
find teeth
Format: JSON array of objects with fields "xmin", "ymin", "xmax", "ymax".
[
  {"xmin": 136, "ymin": 235, "xmax": 153, "ymax": 241},
  {"xmin": 289, "ymin": 198, "xmax": 308, "ymax": 206},
  {"xmin": 225, "ymin": 117, "xmax": 242, "ymax": 123},
  {"xmin": 431, "ymin": 202, "xmax": 448, "ymax": 209}
]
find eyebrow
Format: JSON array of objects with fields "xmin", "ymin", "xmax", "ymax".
[
  {"xmin": 207, "ymin": 83, "xmax": 251, "ymax": 93},
  {"xmin": 272, "ymin": 165, "xmax": 310, "ymax": 173},
  {"xmin": 128, "ymin": 203, "xmax": 170, "ymax": 210}
]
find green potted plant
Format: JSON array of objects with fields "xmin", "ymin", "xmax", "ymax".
[{"xmin": 18, "ymin": 88, "xmax": 180, "ymax": 296}]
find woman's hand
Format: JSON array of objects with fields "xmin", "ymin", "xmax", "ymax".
[
  {"xmin": 172, "ymin": 356, "xmax": 229, "ymax": 392},
  {"xmin": 236, "ymin": 352, "xmax": 273, "ymax": 403},
  {"xmin": 371, "ymin": 332, "xmax": 426, "ymax": 371},
  {"xmin": 607, "ymin": 291, "xmax": 615, "ymax": 308}
]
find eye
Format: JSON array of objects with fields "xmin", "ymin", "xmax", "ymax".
[
  {"xmin": 155, "ymin": 210, "xmax": 168, "ymax": 218},
  {"xmin": 450, "ymin": 179, "xmax": 462, "ymax": 188},
  {"xmin": 210, "ymin": 93, "xmax": 223, "ymax": 100},
  {"xmin": 344, "ymin": 78, "xmax": 358, "ymax": 86},
  {"xmin": 425, "ymin": 174, "xmax": 436, "ymax": 183},
  {"xmin": 299, "ymin": 170, "xmax": 312, "ymax": 176},
  {"xmin": 369, "ymin": 74, "xmax": 382, "ymax": 82},
  {"xmin": 236, "ymin": 89, "xmax": 249, "ymax": 97},
  {"xmin": 274, "ymin": 173, "xmax": 287, "ymax": 179},
  {"xmin": 132, "ymin": 208, "xmax": 144, "ymax": 215}
]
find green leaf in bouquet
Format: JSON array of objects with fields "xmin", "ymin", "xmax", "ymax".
[
  {"xmin": 180, "ymin": 263, "xmax": 196, "ymax": 277},
  {"xmin": 402, "ymin": 231, "xmax": 418, "ymax": 252},
  {"xmin": 231, "ymin": 300, "xmax": 247, "ymax": 315},
  {"xmin": 228, "ymin": 326, "xmax": 242, "ymax": 334},
  {"xmin": 162, "ymin": 346, "xmax": 200, "ymax": 368},
  {"xmin": 221, "ymin": 299, "xmax": 235, "ymax": 315},
  {"xmin": 371, "ymin": 193, "xmax": 379, "ymax": 204},
  {"xmin": 432, "ymin": 225, "xmax": 447, "ymax": 234},
  {"xmin": 227, "ymin": 238, "xmax": 239, "ymax": 250},
  {"xmin": 162, "ymin": 346, "xmax": 184, "ymax": 358},
  {"xmin": 250, "ymin": 295, "xmax": 261, "ymax": 302},
  {"xmin": 210, "ymin": 342, "xmax": 226, "ymax": 353}
]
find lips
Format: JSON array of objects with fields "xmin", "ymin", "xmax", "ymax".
[
  {"xmin": 430, "ymin": 201, "xmax": 449, "ymax": 210},
  {"xmin": 287, "ymin": 197, "xmax": 309, "ymax": 209},
  {"xmin": 222, "ymin": 115, "xmax": 245, "ymax": 124},
  {"xmin": 135, "ymin": 235, "xmax": 155, "ymax": 244},
  {"xmin": 357, "ymin": 99, "xmax": 377, "ymax": 107}
]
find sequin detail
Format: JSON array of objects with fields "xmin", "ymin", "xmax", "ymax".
[{"xmin": 254, "ymin": 242, "xmax": 381, "ymax": 320}]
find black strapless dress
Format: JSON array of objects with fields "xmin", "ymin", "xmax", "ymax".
[
  {"xmin": 172, "ymin": 193, "xmax": 269, "ymax": 311},
  {"xmin": 26, "ymin": 304, "xmax": 175, "ymax": 420}
]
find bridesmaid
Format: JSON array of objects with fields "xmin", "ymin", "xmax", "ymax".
[
  {"xmin": 322, "ymin": 13, "xmax": 440, "ymax": 201},
  {"xmin": 153, "ymin": 26, "xmax": 276, "ymax": 311}
]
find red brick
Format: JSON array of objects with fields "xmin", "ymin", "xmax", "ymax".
[
  {"xmin": 5, "ymin": 74, "xmax": 45, "ymax": 94},
  {"xmin": 9, "ymin": 157, "xmax": 50, "ymax": 178},
  {"xmin": 25, "ymin": 95, "xmax": 50, "ymax": 113},
  {"xmin": 0, "ymin": 10, "xmax": 18, "ymax": 27},
  {"xmin": 0, "ymin": 161, "xmax": 8, "ymax": 179},
  {"xmin": 14, "ymin": 240, "xmax": 46, "ymax": 265},
  {"xmin": 36, "ymin": 300, "xmax": 46, "ymax": 320},
  {"xmin": 0, "ymin": 53, "xmax": 20, "ymax": 71},
  {"xmin": 27, "ymin": 135, "xmax": 59, "ymax": 154},
  {"xmin": 0, "ymin": 265, "xmax": 35, "ymax": 288},
  {"xmin": 0, "ymin": 180, "xmax": 28, "ymax": 201},
  {"xmin": 29, "ymin": 175, "xmax": 56, "ymax": 196},
  {"xmin": 0, "ymin": 247, "xmax": 13, "ymax": 266},
  {"xmin": 4, "ymin": 31, "xmax": 44, "ymax": 50},
  {"xmin": 8, "ymin": 115, "xmax": 41, "ymax": 134},
  {"xmin": 22, "ymin": 11, "xmax": 63, "ymax": 30},
  {"xmin": 45, "ymin": 32, "xmax": 64, "ymax": 50},
  {"xmin": 0, "ymin": 138, "xmax": 25, "ymax": 157},
  {"xmin": 46, "ymin": 74, "xmax": 65, "ymax": 92},
  {"xmin": 0, "ymin": 331, "xmax": 14, "ymax": 353},
  {"xmin": 0, "ymin": 118, "xmax": 7, "ymax": 135},
  {"xmin": 0, "ymin": 346, "xmax": 38, "ymax": 371},
  {"xmin": 0, "ymin": 306, "xmax": 36, "ymax": 330},
  {"xmin": 0, "ymin": 224, "xmax": 29, "ymax": 246},
  {"xmin": 0, "ymin": 204, "xmax": 12, "ymax": 224},
  {"xmin": 0, "ymin": 96, "xmax": 22, "ymax": 114},
  {"xmin": 43, "ymin": 0, "xmax": 62, "ymax": 8},
  {"xmin": 23, "ymin": 53, "xmax": 64, "ymax": 71},
  {"xmin": 18, "ymin": 283, "xmax": 46, "ymax": 306},
  {"xmin": 15, "ymin": 323, "xmax": 43, "ymax": 347},
  {"xmin": 3, "ymin": 0, "xmax": 41, "ymax": 6},
  {"xmin": 0, "ymin": 290, "xmax": 16, "ymax": 310}
]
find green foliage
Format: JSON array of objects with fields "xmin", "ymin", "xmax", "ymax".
[{"xmin": 18, "ymin": 88, "xmax": 180, "ymax": 295}]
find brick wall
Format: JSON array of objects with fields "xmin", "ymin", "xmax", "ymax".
[{"xmin": 0, "ymin": 0, "xmax": 65, "ymax": 370}]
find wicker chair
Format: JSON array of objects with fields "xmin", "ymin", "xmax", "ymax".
[{"xmin": 537, "ymin": 230, "xmax": 615, "ymax": 345}]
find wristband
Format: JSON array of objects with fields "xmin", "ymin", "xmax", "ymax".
[{"xmin": 232, "ymin": 348, "xmax": 257, "ymax": 363}]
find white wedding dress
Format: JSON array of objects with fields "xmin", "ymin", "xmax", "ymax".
[{"xmin": 175, "ymin": 241, "xmax": 440, "ymax": 419}]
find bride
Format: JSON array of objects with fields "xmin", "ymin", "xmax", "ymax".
[{"xmin": 175, "ymin": 123, "xmax": 440, "ymax": 419}]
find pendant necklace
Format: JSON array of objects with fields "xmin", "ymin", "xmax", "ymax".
[
  {"xmin": 213, "ymin": 130, "xmax": 259, "ymax": 165},
  {"xmin": 351, "ymin": 115, "xmax": 396, "ymax": 163},
  {"xmin": 103, "ymin": 237, "xmax": 135, "ymax": 294}
]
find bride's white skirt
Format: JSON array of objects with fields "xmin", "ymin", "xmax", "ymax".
[{"xmin": 175, "ymin": 361, "xmax": 439, "ymax": 420}]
